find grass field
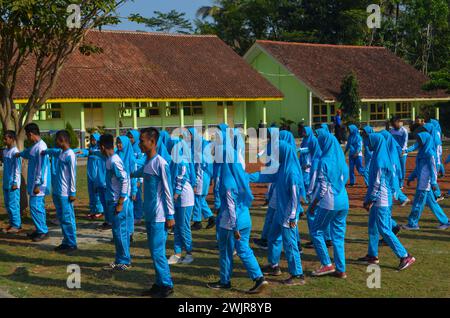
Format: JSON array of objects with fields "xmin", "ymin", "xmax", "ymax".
[{"xmin": 0, "ymin": 154, "xmax": 449, "ymax": 298}]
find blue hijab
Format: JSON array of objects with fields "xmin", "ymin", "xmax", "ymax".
[
  {"xmin": 380, "ymin": 130, "xmax": 403, "ymax": 180},
  {"xmin": 168, "ymin": 137, "xmax": 195, "ymax": 186},
  {"xmin": 316, "ymin": 129, "xmax": 348, "ymax": 192},
  {"xmin": 276, "ymin": 140, "xmax": 305, "ymax": 201},
  {"xmin": 116, "ymin": 136, "xmax": 136, "ymax": 174},
  {"xmin": 416, "ymin": 132, "xmax": 435, "ymax": 160},
  {"xmin": 280, "ymin": 130, "xmax": 296, "ymax": 148},
  {"xmin": 348, "ymin": 124, "xmax": 361, "ymax": 146},
  {"xmin": 320, "ymin": 123, "xmax": 330, "ymax": 132},
  {"xmin": 90, "ymin": 133, "xmax": 101, "ymax": 151},
  {"xmin": 424, "ymin": 123, "xmax": 442, "ymax": 148},
  {"xmin": 127, "ymin": 130, "xmax": 141, "ymax": 156},
  {"xmin": 367, "ymin": 134, "xmax": 394, "ymax": 184},
  {"xmin": 430, "ymin": 119, "xmax": 442, "ymax": 135},
  {"xmin": 156, "ymin": 130, "xmax": 172, "ymax": 164}
]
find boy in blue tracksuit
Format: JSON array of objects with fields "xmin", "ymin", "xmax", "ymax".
[
  {"xmin": 358, "ymin": 134, "xmax": 416, "ymax": 271},
  {"xmin": 249, "ymin": 141, "xmax": 305, "ymax": 286},
  {"xmin": 390, "ymin": 117, "xmax": 409, "ymax": 188},
  {"xmin": 207, "ymin": 146, "xmax": 267, "ymax": 294},
  {"xmin": 167, "ymin": 138, "xmax": 195, "ymax": 265},
  {"xmin": 1, "ymin": 131, "xmax": 22, "ymax": 233},
  {"xmin": 132, "ymin": 127, "xmax": 175, "ymax": 298},
  {"xmin": 345, "ymin": 125, "xmax": 366, "ymax": 186},
  {"xmin": 403, "ymin": 132, "xmax": 449, "ymax": 230},
  {"xmin": 309, "ymin": 128, "xmax": 349, "ymax": 278},
  {"xmin": 18, "ymin": 123, "xmax": 51, "ymax": 242},
  {"xmin": 42, "ymin": 130, "xmax": 78, "ymax": 253},
  {"xmin": 99, "ymin": 134, "xmax": 131, "ymax": 271},
  {"xmin": 76, "ymin": 133, "xmax": 106, "ymax": 221}
]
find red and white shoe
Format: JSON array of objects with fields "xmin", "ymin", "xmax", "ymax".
[
  {"xmin": 398, "ymin": 255, "xmax": 416, "ymax": 271},
  {"xmin": 311, "ymin": 264, "xmax": 336, "ymax": 277}
]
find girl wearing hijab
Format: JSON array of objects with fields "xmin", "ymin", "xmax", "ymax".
[
  {"xmin": 361, "ymin": 125, "xmax": 374, "ymax": 186},
  {"xmin": 403, "ymin": 132, "xmax": 449, "ymax": 230},
  {"xmin": 249, "ymin": 141, "xmax": 306, "ymax": 286},
  {"xmin": 430, "ymin": 119, "xmax": 444, "ymax": 176},
  {"xmin": 358, "ymin": 134, "xmax": 415, "ymax": 271},
  {"xmin": 116, "ymin": 136, "xmax": 137, "ymax": 241},
  {"xmin": 127, "ymin": 130, "xmax": 144, "ymax": 224},
  {"xmin": 207, "ymin": 146, "xmax": 267, "ymax": 294},
  {"xmin": 308, "ymin": 128, "xmax": 349, "ymax": 278},
  {"xmin": 345, "ymin": 125, "xmax": 366, "ymax": 186},
  {"xmin": 166, "ymin": 137, "xmax": 196, "ymax": 265},
  {"xmin": 76, "ymin": 133, "xmax": 107, "ymax": 220}
]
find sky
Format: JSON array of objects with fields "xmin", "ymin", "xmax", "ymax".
[{"xmin": 106, "ymin": 0, "xmax": 212, "ymax": 31}]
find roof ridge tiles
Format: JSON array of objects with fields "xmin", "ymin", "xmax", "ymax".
[
  {"xmin": 90, "ymin": 29, "xmax": 218, "ymax": 38},
  {"xmin": 256, "ymin": 40, "xmax": 385, "ymax": 49}
]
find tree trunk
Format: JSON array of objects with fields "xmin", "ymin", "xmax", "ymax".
[{"xmin": 16, "ymin": 133, "xmax": 29, "ymax": 215}]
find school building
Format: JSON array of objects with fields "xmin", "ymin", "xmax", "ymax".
[
  {"xmin": 244, "ymin": 40, "xmax": 450, "ymax": 135},
  {"xmin": 12, "ymin": 30, "xmax": 282, "ymax": 147}
]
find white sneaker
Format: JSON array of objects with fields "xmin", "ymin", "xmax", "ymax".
[
  {"xmin": 401, "ymin": 198, "xmax": 411, "ymax": 207},
  {"xmin": 437, "ymin": 224, "xmax": 449, "ymax": 230},
  {"xmin": 181, "ymin": 254, "xmax": 194, "ymax": 264},
  {"xmin": 168, "ymin": 255, "xmax": 182, "ymax": 265},
  {"xmin": 436, "ymin": 196, "xmax": 445, "ymax": 202},
  {"xmin": 402, "ymin": 224, "xmax": 420, "ymax": 231}
]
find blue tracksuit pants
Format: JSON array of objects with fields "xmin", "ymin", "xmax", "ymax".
[
  {"xmin": 218, "ymin": 226, "xmax": 263, "ymax": 284},
  {"xmin": 368, "ymin": 206, "xmax": 407, "ymax": 259},
  {"xmin": 174, "ymin": 206, "xmax": 194, "ymax": 254},
  {"xmin": 29, "ymin": 195, "xmax": 48, "ymax": 234},
  {"xmin": 311, "ymin": 208, "xmax": 348, "ymax": 273},
  {"xmin": 192, "ymin": 195, "xmax": 213, "ymax": 222},
  {"xmin": 108, "ymin": 200, "xmax": 131, "ymax": 265},
  {"xmin": 127, "ymin": 199, "xmax": 134, "ymax": 235},
  {"xmin": 3, "ymin": 189, "xmax": 21, "ymax": 228},
  {"xmin": 97, "ymin": 187, "xmax": 110, "ymax": 223},
  {"xmin": 268, "ymin": 223, "xmax": 303, "ymax": 276},
  {"xmin": 87, "ymin": 180, "xmax": 104, "ymax": 214},
  {"xmin": 400, "ymin": 155, "xmax": 407, "ymax": 188},
  {"xmin": 53, "ymin": 195, "xmax": 77, "ymax": 247},
  {"xmin": 261, "ymin": 207, "xmax": 275, "ymax": 241},
  {"xmin": 133, "ymin": 185, "xmax": 144, "ymax": 221},
  {"xmin": 407, "ymin": 190, "xmax": 448, "ymax": 228},
  {"xmin": 349, "ymin": 156, "xmax": 366, "ymax": 185},
  {"xmin": 396, "ymin": 188, "xmax": 409, "ymax": 204},
  {"xmin": 307, "ymin": 210, "xmax": 331, "ymax": 241},
  {"xmin": 146, "ymin": 221, "xmax": 173, "ymax": 288}
]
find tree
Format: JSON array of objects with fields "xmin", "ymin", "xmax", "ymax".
[
  {"xmin": 338, "ymin": 72, "xmax": 361, "ymax": 124},
  {"xmin": 423, "ymin": 60, "xmax": 450, "ymax": 93},
  {"xmin": 129, "ymin": 10, "xmax": 193, "ymax": 34},
  {"xmin": 0, "ymin": 0, "xmax": 127, "ymax": 149},
  {"xmin": 65, "ymin": 122, "xmax": 80, "ymax": 149}
]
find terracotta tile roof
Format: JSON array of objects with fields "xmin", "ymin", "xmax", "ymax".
[
  {"xmin": 255, "ymin": 40, "xmax": 449, "ymax": 101},
  {"xmin": 13, "ymin": 30, "xmax": 283, "ymax": 101}
]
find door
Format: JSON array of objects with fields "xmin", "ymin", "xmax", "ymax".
[{"xmin": 84, "ymin": 103, "xmax": 104, "ymax": 130}]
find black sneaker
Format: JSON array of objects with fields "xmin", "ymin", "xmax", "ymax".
[
  {"xmin": 206, "ymin": 281, "xmax": 231, "ymax": 290},
  {"xmin": 130, "ymin": 235, "xmax": 134, "ymax": 243},
  {"xmin": 27, "ymin": 231, "xmax": 39, "ymax": 239},
  {"xmin": 398, "ymin": 254, "xmax": 416, "ymax": 271},
  {"xmin": 100, "ymin": 222, "xmax": 112, "ymax": 230},
  {"xmin": 298, "ymin": 244, "xmax": 303, "ymax": 255},
  {"xmin": 303, "ymin": 241, "xmax": 314, "ymax": 249},
  {"xmin": 102, "ymin": 263, "xmax": 131, "ymax": 271},
  {"xmin": 142, "ymin": 284, "xmax": 161, "ymax": 296},
  {"xmin": 191, "ymin": 222, "xmax": 202, "ymax": 231},
  {"xmin": 247, "ymin": 277, "xmax": 268, "ymax": 294},
  {"xmin": 261, "ymin": 264, "xmax": 282, "ymax": 276},
  {"xmin": 392, "ymin": 225, "xmax": 401, "ymax": 236},
  {"xmin": 205, "ymin": 216, "xmax": 216, "ymax": 230},
  {"xmin": 282, "ymin": 275, "xmax": 306, "ymax": 286},
  {"xmin": 32, "ymin": 233, "xmax": 49, "ymax": 242},
  {"xmin": 54, "ymin": 244, "xmax": 77, "ymax": 253},
  {"xmin": 153, "ymin": 285, "xmax": 174, "ymax": 298},
  {"xmin": 326, "ymin": 240, "xmax": 333, "ymax": 247},
  {"xmin": 253, "ymin": 238, "xmax": 268, "ymax": 250}
]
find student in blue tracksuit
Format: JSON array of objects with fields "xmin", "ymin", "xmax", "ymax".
[
  {"xmin": 390, "ymin": 117, "xmax": 409, "ymax": 188},
  {"xmin": 249, "ymin": 141, "xmax": 306, "ymax": 286},
  {"xmin": 18, "ymin": 123, "xmax": 51, "ymax": 242},
  {"xmin": 207, "ymin": 147, "xmax": 267, "ymax": 294},
  {"xmin": 127, "ymin": 130, "xmax": 144, "ymax": 224},
  {"xmin": 308, "ymin": 128, "xmax": 349, "ymax": 278},
  {"xmin": 167, "ymin": 137, "xmax": 195, "ymax": 265},
  {"xmin": 358, "ymin": 134, "xmax": 416, "ymax": 271},
  {"xmin": 361, "ymin": 125, "xmax": 374, "ymax": 184},
  {"xmin": 187, "ymin": 128, "xmax": 215, "ymax": 231},
  {"xmin": 42, "ymin": 130, "xmax": 78, "ymax": 253},
  {"xmin": 99, "ymin": 134, "xmax": 131, "ymax": 271},
  {"xmin": 403, "ymin": 132, "xmax": 449, "ymax": 230},
  {"xmin": 430, "ymin": 119, "xmax": 444, "ymax": 176},
  {"xmin": 345, "ymin": 125, "xmax": 366, "ymax": 186},
  {"xmin": 1, "ymin": 131, "xmax": 22, "ymax": 233},
  {"xmin": 76, "ymin": 133, "xmax": 107, "ymax": 221},
  {"xmin": 116, "ymin": 136, "xmax": 137, "ymax": 242},
  {"xmin": 132, "ymin": 127, "xmax": 175, "ymax": 298}
]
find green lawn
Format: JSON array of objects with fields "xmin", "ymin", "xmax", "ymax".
[{"xmin": 0, "ymin": 165, "xmax": 449, "ymax": 298}]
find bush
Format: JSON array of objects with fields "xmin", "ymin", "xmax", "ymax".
[{"xmin": 65, "ymin": 122, "xmax": 79, "ymax": 149}]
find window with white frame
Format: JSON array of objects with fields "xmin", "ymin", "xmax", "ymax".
[
  {"xmin": 369, "ymin": 102, "xmax": 387, "ymax": 121},
  {"xmin": 312, "ymin": 97, "xmax": 328, "ymax": 123},
  {"xmin": 33, "ymin": 103, "xmax": 62, "ymax": 120}
]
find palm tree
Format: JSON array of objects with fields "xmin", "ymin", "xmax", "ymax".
[{"xmin": 196, "ymin": 0, "xmax": 224, "ymax": 19}]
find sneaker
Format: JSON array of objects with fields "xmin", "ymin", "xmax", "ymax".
[
  {"xmin": 402, "ymin": 224, "xmax": 420, "ymax": 231},
  {"xmin": 102, "ymin": 263, "xmax": 131, "ymax": 271},
  {"xmin": 282, "ymin": 275, "xmax": 306, "ymax": 286},
  {"xmin": 205, "ymin": 216, "xmax": 216, "ymax": 230},
  {"xmin": 436, "ymin": 196, "xmax": 445, "ymax": 202},
  {"xmin": 168, "ymin": 255, "xmax": 182, "ymax": 265},
  {"xmin": 99, "ymin": 222, "xmax": 112, "ymax": 230},
  {"xmin": 398, "ymin": 255, "xmax": 416, "ymax": 271},
  {"xmin": 26, "ymin": 231, "xmax": 39, "ymax": 239},
  {"xmin": 401, "ymin": 198, "xmax": 411, "ymax": 207},
  {"xmin": 49, "ymin": 219, "xmax": 60, "ymax": 226},
  {"xmin": 181, "ymin": 254, "xmax": 194, "ymax": 265},
  {"xmin": 142, "ymin": 284, "xmax": 161, "ymax": 296},
  {"xmin": 357, "ymin": 255, "xmax": 379, "ymax": 265},
  {"xmin": 167, "ymin": 229, "xmax": 174, "ymax": 235},
  {"xmin": 253, "ymin": 238, "xmax": 268, "ymax": 250},
  {"xmin": 326, "ymin": 240, "xmax": 333, "ymax": 248},
  {"xmin": 392, "ymin": 225, "xmax": 401, "ymax": 236},
  {"xmin": 247, "ymin": 277, "xmax": 268, "ymax": 294},
  {"xmin": 261, "ymin": 264, "xmax": 282, "ymax": 276},
  {"xmin": 311, "ymin": 264, "xmax": 336, "ymax": 277},
  {"xmin": 207, "ymin": 281, "xmax": 231, "ymax": 290},
  {"xmin": 54, "ymin": 244, "xmax": 77, "ymax": 253},
  {"xmin": 303, "ymin": 241, "xmax": 314, "ymax": 249},
  {"xmin": 32, "ymin": 233, "xmax": 49, "ymax": 242},
  {"xmin": 153, "ymin": 285, "xmax": 174, "ymax": 298},
  {"xmin": 334, "ymin": 271, "xmax": 347, "ymax": 279},
  {"xmin": 1, "ymin": 226, "xmax": 21, "ymax": 234},
  {"xmin": 191, "ymin": 222, "xmax": 202, "ymax": 231},
  {"xmin": 437, "ymin": 223, "xmax": 449, "ymax": 230}
]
